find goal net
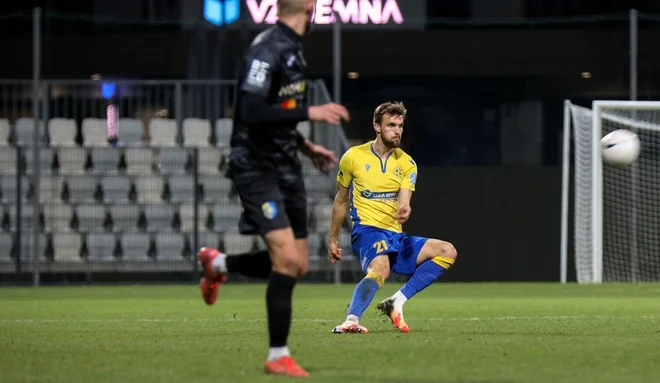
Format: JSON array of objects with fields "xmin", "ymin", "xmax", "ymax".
[{"xmin": 563, "ymin": 100, "xmax": 660, "ymax": 283}]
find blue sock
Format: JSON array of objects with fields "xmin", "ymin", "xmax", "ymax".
[
  {"xmin": 400, "ymin": 257, "xmax": 453, "ymax": 300},
  {"xmin": 347, "ymin": 274, "xmax": 382, "ymax": 319}
]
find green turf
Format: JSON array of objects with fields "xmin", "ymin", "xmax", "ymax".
[{"xmin": 0, "ymin": 283, "xmax": 659, "ymax": 383}]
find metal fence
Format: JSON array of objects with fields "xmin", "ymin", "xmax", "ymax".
[{"xmin": 0, "ymin": 79, "xmax": 361, "ymax": 285}]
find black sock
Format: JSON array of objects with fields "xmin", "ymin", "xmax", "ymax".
[
  {"xmin": 225, "ymin": 250, "xmax": 272, "ymax": 279},
  {"xmin": 266, "ymin": 271, "xmax": 296, "ymax": 348}
]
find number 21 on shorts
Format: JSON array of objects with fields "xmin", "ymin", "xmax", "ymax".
[{"xmin": 373, "ymin": 240, "xmax": 389, "ymax": 254}]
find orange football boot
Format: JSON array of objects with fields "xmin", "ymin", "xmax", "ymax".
[
  {"xmin": 197, "ymin": 247, "xmax": 227, "ymax": 305},
  {"xmin": 264, "ymin": 356, "xmax": 309, "ymax": 378},
  {"xmin": 377, "ymin": 297, "xmax": 410, "ymax": 333}
]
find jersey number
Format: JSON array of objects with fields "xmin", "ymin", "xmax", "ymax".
[{"xmin": 373, "ymin": 240, "xmax": 389, "ymax": 254}]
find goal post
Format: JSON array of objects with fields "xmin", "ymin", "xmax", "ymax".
[{"xmin": 561, "ymin": 100, "xmax": 660, "ymax": 284}]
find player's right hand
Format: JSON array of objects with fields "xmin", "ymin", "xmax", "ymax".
[
  {"xmin": 309, "ymin": 103, "xmax": 350, "ymax": 126},
  {"xmin": 327, "ymin": 237, "xmax": 343, "ymax": 264}
]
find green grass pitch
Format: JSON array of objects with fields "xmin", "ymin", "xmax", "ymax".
[{"xmin": 0, "ymin": 283, "xmax": 659, "ymax": 383}]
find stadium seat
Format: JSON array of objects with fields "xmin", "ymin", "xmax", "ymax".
[
  {"xmin": 297, "ymin": 121, "xmax": 311, "ymax": 139},
  {"xmin": 0, "ymin": 146, "xmax": 17, "ymax": 175},
  {"xmin": 179, "ymin": 203, "xmax": 209, "ymax": 232},
  {"xmin": 155, "ymin": 232, "xmax": 185, "ymax": 260},
  {"xmin": 199, "ymin": 175, "xmax": 231, "ymax": 202},
  {"xmin": 168, "ymin": 175, "xmax": 195, "ymax": 203},
  {"xmin": 0, "ymin": 232, "xmax": 12, "ymax": 262},
  {"xmin": 117, "ymin": 118, "xmax": 144, "ymax": 147},
  {"xmin": 57, "ymin": 147, "xmax": 88, "ymax": 175},
  {"xmin": 81, "ymin": 118, "xmax": 108, "ymax": 147},
  {"xmin": 109, "ymin": 205, "xmax": 140, "ymax": 233},
  {"xmin": 312, "ymin": 202, "xmax": 333, "ymax": 232},
  {"xmin": 39, "ymin": 176, "xmax": 64, "ymax": 203},
  {"xmin": 215, "ymin": 118, "xmax": 233, "ymax": 147},
  {"xmin": 7, "ymin": 204, "xmax": 38, "ymax": 232},
  {"xmin": 48, "ymin": 118, "xmax": 77, "ymax": 147},
  {"xmin": 222, "ymin": 230, "xmax": 255, "ymax": 254},
  {"xmin": 148, "ymin": 118, "xmax": 178, "ymax": 147},
  {"xmin": 124, "ymin": 148, "xmax": 154, "ymax": 175},
  {"xmin": 144, "ymin": 204, "xmax": 175, "ymax": 232},
  {"xmin": 156, "ymin": 147, "xmax": 188, "ymax": 174},
  {"xmin": 188, "ymin": 231, "xmax": 220, "ymax": 252},
  {"xmin": 183, "ymin": 118, "xmax": 211, "ymax": 147},
  {"xmin": 14, "ymin": 233, "xmax": 47, "ymax": 261},
  {"xmin": 75, "ymin": 204, "xmax": 107, "ymax": 233},
  {"xmin": 300, "ymin": 156, "xmax": 315, "ymax": 176},
  {"xmin": 197, "ymin": 148, "xmax": 222, "ymax": 175},
  {"xmin": 0, "ymin": 119, "xmax": 10, "ymax": 146},
  {"xmin": 119, "ymin": 233, "xmax": 151, "ymax": 261},
  {"xmin": 307, "ymin": 232, "xmax": 321, "ymax": 258},
  {"xmin": 52, "ymin": 233, "xmax": 82, "ymax": 262},
  {"xmin": 134, "ymin": 176, "xmax": 164, "ymax": 203},
  {"xmin": 305, "ymin": 176, "xmax": 334, "ymax": 200},
  {"xmin": 90, "ymin": 147, "xmax": 119, "ymax": 174},
  {"xmin": 24, "ymin": 147, "xmax": 54, "ymax": 175},
  {"xmin": 86, "ymin": 233, "xmax": 117, "ymax": 261},
  {"xmin": 100, "ymin": 176, "xmax": 131, "ymax": 203},
  {"xmin": 42, "ymin": 204, "xmax": 73, "ymax": 232},
  {"xmin": 0, "ymin": 176, "xmax": 29, "ymax": 203},
  {"xmin": 14, "ymin": 117, "xmax": 47, "ymax": 146},
  {"xmin": 212, "ymin": 204, "xmax": 242, "ymax": 232},
  {"xmin": 339, "ymin": 231, "xmax": 353, "ymax": 256},
  {"xmin": 65, "ymin": 176, "xmax": 98, "ymax": 203}
]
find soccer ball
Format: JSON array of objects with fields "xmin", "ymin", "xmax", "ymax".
[{"xmin": 600, "ymin": 129, "xmax": 640, "ymax": 167}]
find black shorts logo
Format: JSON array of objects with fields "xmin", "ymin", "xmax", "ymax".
[{"xmin": 262, "ymin": 201, "xmax": 278, "ymax": 220}]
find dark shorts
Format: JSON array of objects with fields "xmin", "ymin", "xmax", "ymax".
[{"xmin": 228, "ymin": 168, "xmax": 308, "ymax": 239}]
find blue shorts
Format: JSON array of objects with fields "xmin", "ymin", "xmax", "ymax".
[{"xmin": 351, "ymin": 225, "xmax": 429, "ymax": 276}]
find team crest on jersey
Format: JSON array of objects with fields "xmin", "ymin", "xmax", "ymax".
[
  {"xmin": 365, "ymin": 164, "xmax": 371, "ymax": 171},
  {"xmin": 393, "ymin": 166, "xmax": 403, "ymax": 179},
  {"xmin": 262, "ymin": 201, "xmax": 278, "ymax": 220}
]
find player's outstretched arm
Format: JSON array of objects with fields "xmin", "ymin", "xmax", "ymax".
[
  {"xmin": 396, "ymin": 188, "xmax": 413, "ymax": 224},
  {"xmin": 328, "ymin": 183, "xmax": 350, "ymax": 263}
]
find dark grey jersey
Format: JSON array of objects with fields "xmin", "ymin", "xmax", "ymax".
[{"xmin": 229, "ymin": 22, "xmax": 309, "ymax": 175}]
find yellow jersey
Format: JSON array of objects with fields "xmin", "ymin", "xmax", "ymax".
[{"xmin": 336, "ymin": 141, "xmax": 418, "ymax": 233}]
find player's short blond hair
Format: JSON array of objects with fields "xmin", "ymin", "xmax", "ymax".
[
  {"xmin": 373, "ymin": 102, "xmax": 407, "ymax": 125},
  {"xmin": 278, "ymin": 0, "xmax": 308, "ymax": 16}
]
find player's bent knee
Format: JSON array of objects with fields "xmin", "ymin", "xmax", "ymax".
[
  {"xmin": 421, "ymin": 239, "xmax": 457, "ymax": 269},
  {"xmin": 438, "ymin": 241, "xmax": 457, "ymax": 261}
]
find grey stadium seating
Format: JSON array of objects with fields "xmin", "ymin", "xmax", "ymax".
[{"xmin": 0, "ymin": 116, "xmax": 347, "ymax": 270}]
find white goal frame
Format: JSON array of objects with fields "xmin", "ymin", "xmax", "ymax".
[{"xmin": 561, "ymin": 100, "xmax": 660, "ymax": 284}]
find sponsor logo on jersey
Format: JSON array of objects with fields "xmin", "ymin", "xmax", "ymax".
[
  {"xmin": 280, "ymin": 98, "xmax": 297, "ymax": 109},
  {"xmin": 360, "ymin": 190, "xmax": 399, "ymax": 200},
  {"xmin": 365, "ymin": 164, "xmax": 371, "ymax": 171},
  {"xmin": 246, "ymin": 59, "xmax": 270, "ymax": 87},
  {"xmin": 278, "ymin": 81, "xmax": 306, "ymax": 97}
]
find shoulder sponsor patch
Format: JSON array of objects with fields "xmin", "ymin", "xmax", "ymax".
[{"xmin": 409, "ymin": 172, "xmax": 417, "ymax": 185}]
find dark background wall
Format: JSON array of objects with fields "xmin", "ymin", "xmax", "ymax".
[{"xmin": 406, "ymin": 166, "xmax": 570, "ymax": 282}]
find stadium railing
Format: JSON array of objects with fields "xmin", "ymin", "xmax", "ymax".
[{"xmin": 0, "ymin": 79, "xmax": 360, "ymax": 284}]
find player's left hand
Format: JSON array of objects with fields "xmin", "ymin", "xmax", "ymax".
[
  {"xmin": 301, "ymin": 142, "xmax": 339, "ymax": 174},
  {"xmin": 396, "ymin": 205, "xmax": 411, "ymax": 224}
]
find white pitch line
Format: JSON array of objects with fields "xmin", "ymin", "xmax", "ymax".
[{"xmin": 0, "ymin": 315, "xmax": 655, "ymax": 324}]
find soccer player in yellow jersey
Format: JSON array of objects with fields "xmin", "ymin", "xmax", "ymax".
[{"xmin": 328, "ymin": 102, "xmax": 458, "ymax": 334}]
